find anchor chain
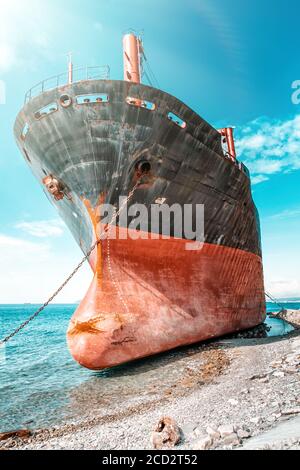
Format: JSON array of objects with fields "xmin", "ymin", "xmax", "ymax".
[
  {"xmin": 1, "ymin": 178, "xmax": 279, "ymax": 346},
  {"xmin": 0, "ymin": 181, "xmax": 140, "ymax": 346},
  {"xmin": 265, "ymin": 291, "xmax": 285, "ymax": 311}
]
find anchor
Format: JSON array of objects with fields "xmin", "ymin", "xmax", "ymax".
[{"xmin": 42, "ymin": 175, "xmax": 66, "ymax": 201}]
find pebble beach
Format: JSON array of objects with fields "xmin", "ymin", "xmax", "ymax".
[{"xmin": 1, "ymin": 309, "xmax": 300, "ymax": 451}]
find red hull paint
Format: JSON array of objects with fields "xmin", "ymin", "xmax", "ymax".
[{"xmin": 67, "ymin": 228, "xmax": 266, "ymax": 370}]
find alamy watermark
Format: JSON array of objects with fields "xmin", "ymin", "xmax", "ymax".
[
  {"xmin": 98, "ymin": 199, "xmax": 205, "ymax": 251},
  {"xmin": 0, "ymin": 80, "xmax": 6, "ymax": 105},
  {"xmin": 291, "ymin": 80, "xmax": 300, "ymax": 105}
]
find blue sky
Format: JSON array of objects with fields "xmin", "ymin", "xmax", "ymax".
[{"xmin": 0, "ymin": 0, "xmax": 300, "ymax": 302}]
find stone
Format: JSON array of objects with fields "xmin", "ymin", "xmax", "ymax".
[
  {"xmin": 292, "ymin": 339, "xmax": 300, "ymax": 348},
  {"xmin": 270, "ymin": 361, "xmax": 283, "ymax": 368},
  {"xmin": 259, "ymin": 377, "xmax": 270, "ymax": 384},
  {"xmin": 228, "ymin": 399, "xmax": 239, "ymax": 406},
  {"xmin": 222, "ymin": 433, "xmax": 240, "ymax": 447},
  {"xmin": 250, "ymin": 417, "xmax": 262, "ymax": 425},
  {"xmin": 181, "ymin": 423, "xmax": 197, "ymax": 436},
  {"xmin": 218, "ymin": 424, "xmax": 236, "ymax": 438},
  {"xmin": 270, "ymin": 401, "xmax": 280, "ymax": 408},
  {"xmin": 192, "ymin": 436, "xmax": 213, "ymax": 451},
  {"xmin": 283, "ymin": 366, "xmax": 298, "ymax": 374},
  {"xmin": 273, "ymin": 371, "xmax": 285, "ymax": 378},
  {"xmin": 286, "ymin": 437, "xmax": 298, "ymax": 446},
  {"xmin": 266, "ymin": 416, "xmax": 276, "ymax": 424},
  {"xmin": 282, "ymin": 408, "xmax": 300, "ymax": 416},
  {"xmin": 0, "ymin": 430, "xmax": 32, "ymax": 442},
  {"xmin": 285, "ymin": 354, "xmax": 300, "ymax": 365},
  {"xmin": 249, "ymin": 374, "xmax": 268, "ymax": 381},
  {"xmin": 151, "ymin": 417, "xmax": 181, "ymax": 449},
  {"xmin": 237, "ymin": 429, "xmax": 251, "ymax": 440},
  {"xmin": 206, "ymin": 426, "xmax": 220, "ymax": 441},
  {"xmin": 193, "ymin": 428, "xmax": 201, "ymax": 438}
]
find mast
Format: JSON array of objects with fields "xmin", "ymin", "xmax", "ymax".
[
  {"xmin": 218, "ymin": 127, "xmax": 237, "ymax": 160},
  {"xmin": 123, "ymin": 33, "xmax": 142, "ymax": 84},
  {"xmin": 67, "ymin": 52, "xmax": 73, "ymax": 85}
]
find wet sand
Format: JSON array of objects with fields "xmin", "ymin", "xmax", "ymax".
[{"xmin": 2, "ymin": 319, "xmax": 300, "ymax": 451}]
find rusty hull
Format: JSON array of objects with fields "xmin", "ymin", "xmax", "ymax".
[
  {"xmin": 67, "ymin": 227, "xmax": 265, "ymax": 370},
  {"xmin": 14, "ymin": 79, "xmax": 266, "ymax": 370}
]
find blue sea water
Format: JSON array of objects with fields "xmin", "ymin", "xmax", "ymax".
[
  {"xmin": 0, "ymin": 302, "xmax": 298, "ymax": 433},
  {"xmin": 0, "ymin": 305, "xmax": 87, "ymax": 432}
]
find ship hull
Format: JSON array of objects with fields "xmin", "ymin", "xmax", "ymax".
[
  {"xmin": 68, "ymin": 228, "xmax": 265, "ymax": 370},
  {"xmin": 14, "ymin": 79, "xmax": 266, "ymax": 370}
]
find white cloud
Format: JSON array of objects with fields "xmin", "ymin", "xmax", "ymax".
[
  {"xmin": 251, "ymin": 159, "xmax": 284, "ymax": 175},
  {"xmin": 0, "ymin": 234, "xmax": 92, "ymax": 303},
  {"xmin": 269, "ymin": 208, "xmax": 300, "ymax": 220},
  {"xmin": 242, "ymin": 135, "xmax": 266, "ymax": 150},
  {"xmin": 251, "ymin": 174, "xmax": 269, "ymax": 185},
  {"xmin": 0, "ymin": 234, "xmax": 49, "ymax": 253},
  {"xmin": 236, "ymin": 114, "xmax": 300, "ymax": 183},
  {"xmin": 15, "ymin": 219, "xmax": 65, "ymax": 238}
]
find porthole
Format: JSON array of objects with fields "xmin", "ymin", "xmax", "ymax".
[
  {"xmin": 76, "ymin": 94, "xmax": 109, "ymax": 105},
  {"xmin": 23, "ymin": 148, "xmax": 31, "ymax": 163},
  {"xmin": 167, "ymin": 112, "xmax": 187, "ymax": 129},
  {"xmin": 60, "ymin": 94, "xmax": 72, "ymax": 108},
  {"xmin": 34, "ymin": 102, "xmax": 58, "ymax": 120},
  {"xmin": 126, "ymin": 97, "xmax": 156, "ymax": 111},
  {"xmin": 21, "ymin": 123, "xmax": 30, "ymax": 141}
]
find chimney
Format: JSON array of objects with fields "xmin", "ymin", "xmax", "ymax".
[
  {"xmin": 123, "ymin": 33, "xmax": 142, "ymax": 84},
  {"xmin": 218, "ymin": 128, "xmax": 237, "ymax": 160}
]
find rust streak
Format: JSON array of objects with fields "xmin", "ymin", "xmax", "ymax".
[
  {"xmin": 68, "ymin": 317, "xmax": 106, "ymax": 336},
  {"xmin": 111, "ymin": 337, "xmax": 137, "ymax": 346},
  {"xmin": 82, "ymin": 192, "xmax": 107, "ymax": 281}
]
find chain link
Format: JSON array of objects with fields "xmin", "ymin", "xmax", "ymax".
[
  {"xmin": 265, "ymin": 291, "xmax": 285, "ymax": 311},
  {"xmin": 0, "ymin": 181, "xmax": 140, "ymax": 346}
]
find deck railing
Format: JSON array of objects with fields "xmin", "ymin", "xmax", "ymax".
[{"xmin": 24, "ymin": 65, "xmax": 110, "ymax": 104}]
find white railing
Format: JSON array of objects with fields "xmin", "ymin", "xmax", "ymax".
[{"xmin": 24, "ymin": 65, "xmax": 110, "ymax": 103}]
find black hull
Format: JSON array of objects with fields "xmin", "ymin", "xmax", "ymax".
[{"xmin": 14, "ymin": 80, "xmax": 262, "ymax": 258}]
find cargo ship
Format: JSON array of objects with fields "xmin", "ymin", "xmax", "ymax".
[{"xmin": 14, "ymin": 33, "xmax": 266, "ymax": 370}]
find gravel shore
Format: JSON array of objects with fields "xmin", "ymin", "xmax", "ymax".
[
  {"xmin": 2, "ymin": 315, "xmax": 300, "ymax": 451},
  {"xmin": 271, "ymin": 309, "xmax": 300, "ymax": 329}
]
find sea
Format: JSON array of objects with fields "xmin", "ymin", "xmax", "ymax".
[{"xmin": 0, "ymin": 302, "xmax": 298, "ymax": 433}]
